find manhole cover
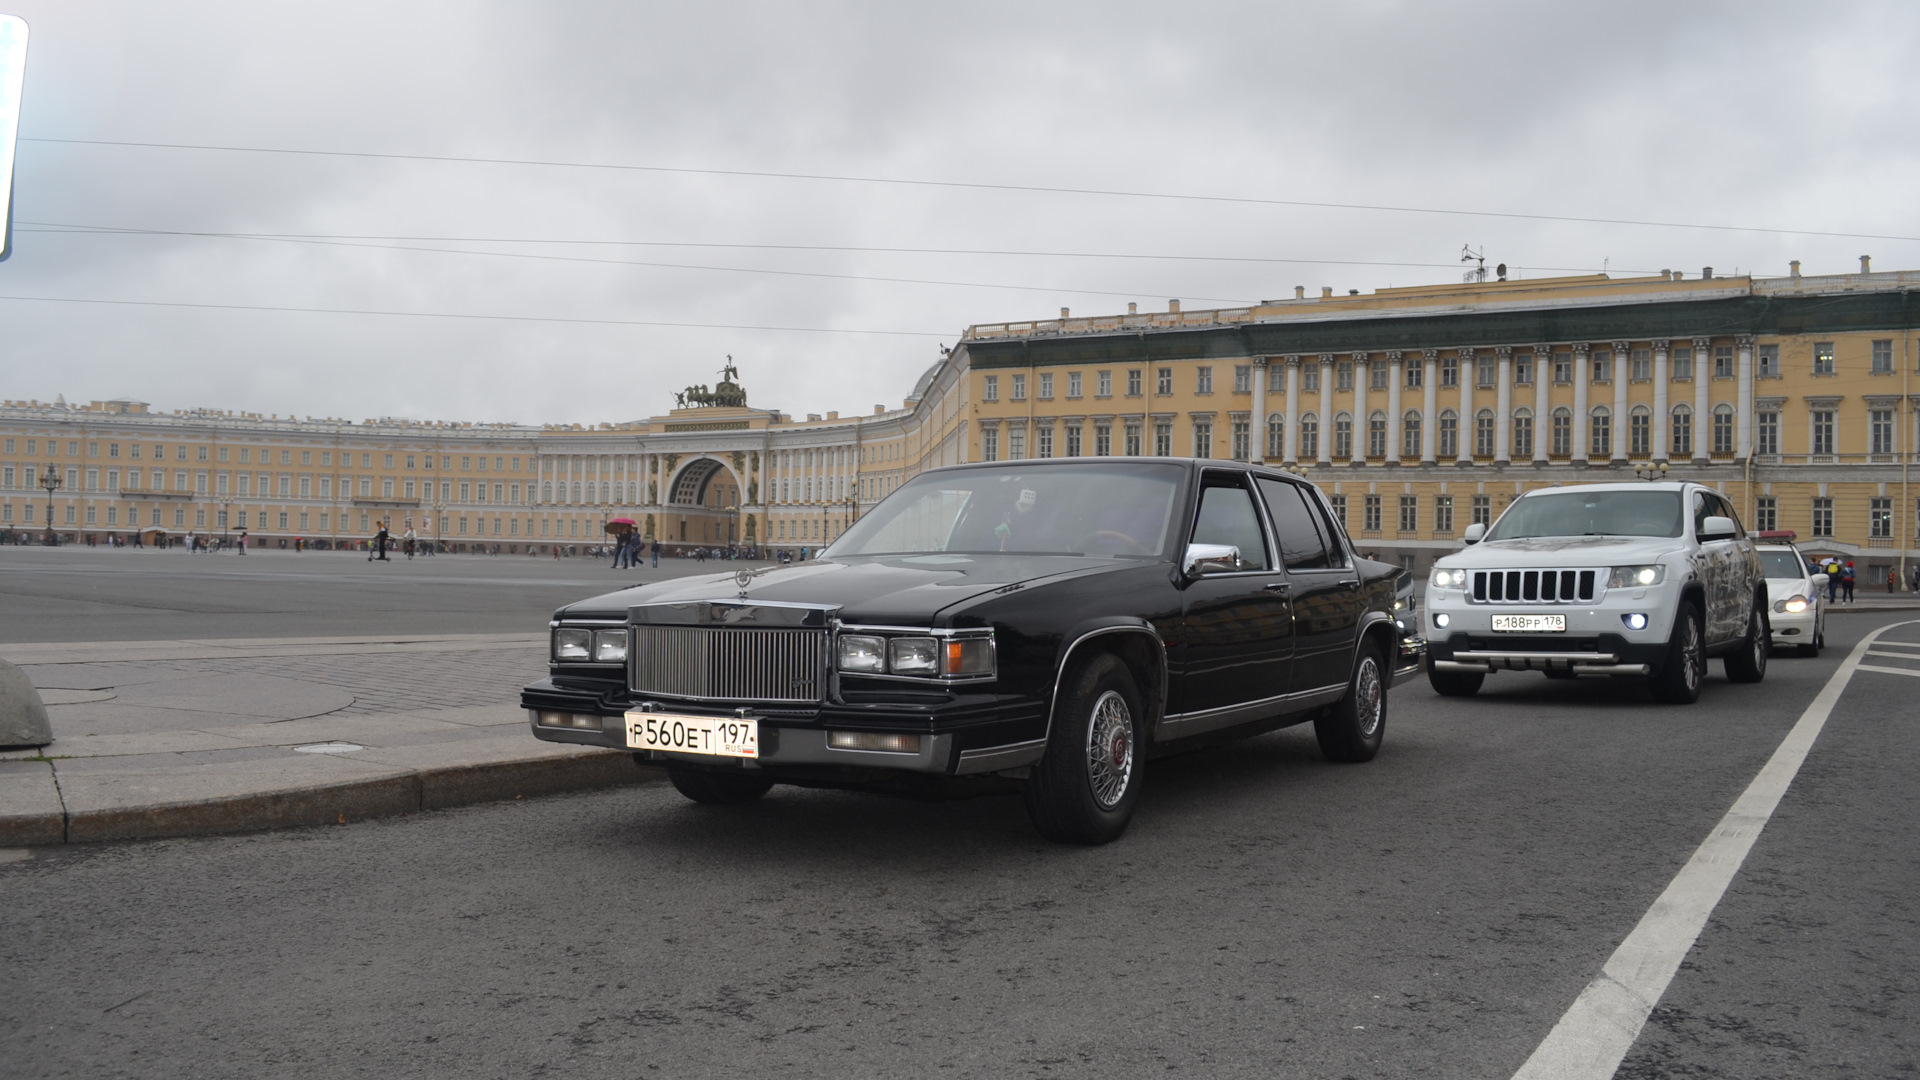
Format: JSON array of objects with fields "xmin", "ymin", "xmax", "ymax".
[{"xmin": 293, "ymin": 742, "xmax": 365, "ymax": 754}]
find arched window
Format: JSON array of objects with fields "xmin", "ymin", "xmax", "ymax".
[
  {"xmin": 1512, "ymin": 407, "xmax": 1535, "ymax": 459},
  {"xmin": 1438, "ymin": 408, "xmax": 1460, "ymax": 458},
  {"xmin": 1367, "ymin": 409, "xmax": 1388, "ymax": 458},
  {"xmin": 1551, "ymin": 406, "xmax": 1572, "ymax": 457},
  {"xmin": 1334, "ymin": 411, "xmax": 1354, "ymax": 458},
  {"xmin": 541, "ymin": 481, "xmax": 552, "ymax": 503},
  {"xmin": 1630, "ymin": 404, "xmax": 1652, "ymax": 457},
  {"xmin": 1402, "ymin": 410, "xmax": 1422, "ymax": 459},
  {"xmin": 1712, "ymin": 403, "xmax": 1736, "ymax": 455},
  {"xmin": 1266, "ymin": 412, "xmax": 1285, "ymax": 458},
  {"xmin": 1671, "ymin": 403, "xmax": 1694, "ymax": 458},
  {"xmin": 1590, "ymin": 405, "xmax": 1613, "ymax": 458},
  {"xmin": 1299, "ymin": 412, "xmax": 1320, "ymax": 459},
  {"xmin": 1474, "ymin": 408, "xmax": 1496, "ymax": 457}
]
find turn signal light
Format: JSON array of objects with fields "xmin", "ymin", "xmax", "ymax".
[{"xmin": 828, "ymin": 731, "xmax": 922, "ymax": 753}]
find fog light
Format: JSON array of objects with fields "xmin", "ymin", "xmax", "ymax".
[
  {"xmin": 828, "ymin": 731, "xmax": 923, "ymax": 753},
  {"xmin": 1433, "ymin": 613, "xmax": 1450, "ymax": 629},
  {"xmin": 535, "ymin": 710, "xmax": 600, "ymax": 730},
  {"xmin": 1623, "ymin": 613, "xmax": 1649, "ymax": 631}
]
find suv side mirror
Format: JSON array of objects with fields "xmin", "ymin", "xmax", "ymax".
[
  {"xmin": 1463, "ymin": 522, "xmax": 1486, "ymax": 545},
  {"xmin": 1183, "ymin": 543, "xmax": 1241, "ymax": 576},
  {"xmin": 1700, "ymin": 515, "xmax": 1737, "ymax": 541}
]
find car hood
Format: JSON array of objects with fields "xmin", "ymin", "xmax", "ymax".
[
  {"xmin": 1439, "ymin": 535, "xmax": 1685, "ymax": 567},
  {"xmin": 556, "ymin": 554, "xmax": 1139, "ymax": 625},
  {"xmin": 1764, "ymin": 576, "xmax": 1814, "ymax": 599}
]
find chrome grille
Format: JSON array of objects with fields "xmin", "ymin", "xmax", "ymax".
[
  {"xmin": 1471, "ymin": 568, "xmax": 1599, "ymax": 604},
  {"xmin": 629, "ymin": 626, "xmax": 826, "ymax": 703}
]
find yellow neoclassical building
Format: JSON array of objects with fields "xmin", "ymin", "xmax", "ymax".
[{"xmin": 4, "ymin": 260, "xmax": 1918, "ymax": 580}]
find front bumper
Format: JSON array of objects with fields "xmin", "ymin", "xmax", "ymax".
[
  {"xmin": 1421, "ymin": 587, "xmax": 1676, "ymax": 676},
  {"xmin": 1769, "ymin": 603, "xmax": 1818, "ymax": 644}
]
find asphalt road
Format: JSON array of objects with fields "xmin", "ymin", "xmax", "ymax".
[
  {"xmin": 0, "ymin": 545, "xmax": 748, "ymax": 641},
  {"xmin": 3, "ymin": 603, "xmax": 1913, "ymax": 1078}
]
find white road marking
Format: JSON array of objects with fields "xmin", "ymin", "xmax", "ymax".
[
  {"xmin": 1511, "ymin": 619, "xmax": 1919, "ymax": 1080},
  {"xmin": 1856, "ymin": 663, "xmax": 1920, "ymax": 678}
]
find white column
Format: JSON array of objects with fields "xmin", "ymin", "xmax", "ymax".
[
  {"xmin": 1692, "ymin": 336, "xmax": 1712, "ymax": 463},
  {"xmin": 1652, "ymin": 339, "xmax": 1670, "ymax": 462},
  {"xmin": 1532, "ymin": 345, "xmax": 1551, "ymax": 465},
  {"xmin": 1495, "ymin": 346, "xmax": 1512, "ymax": 464},
  {"xmin": 1351, "ymin": 353, "xmax": 1369, "ymax": 465},
  {"xmin": 1250, "ymin": 357, "xmax": 1268, "ymax": 464},
  {"xmin": 1572, "ymin": 344, "xmax": 1591, "ymax": 464},
  {"xmin": 1283, "ymin": 356, "xmax": 1301, "ymax": 464},
  {"xmin": 1456, "ymin": 350, "xmax": 1474, "ymax": 465},
  {"xmin": 1611, "ymin": 340, "xmax": 1630, "ymax": 464},
  {"xmin": 1385, "ymin": 351, "xmax": 1404, "ymax": 465},
  {"xmin": 1317, "ymin": 353, "xmax": 1334, "ymax": 465},
  {"xmin": 1421, "ymin": 350, "xmax": 1439, "ymax": 464},
  {"xmin": 1736, "ymin": 335, "xmax": 1755, "ymax": 458}
]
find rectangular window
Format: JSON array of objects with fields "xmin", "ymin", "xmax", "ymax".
[
  {"xmin": 1154, "ymin": 422, "xmax": 1172, "ymax": 456},
  {"xmin": 1756, "ymin": 412, "xmax": 1780, "ymax": 455},
  {"xmin": 1553, "ymin": 352, "xmax": 1573, "ymax": 385},
  {"xmin": 1434, "ymin": 495, "xmax": 1454, "ymax": 535},
  {"xmin": 1037, "ymin": 372, "xmax": 1053, "ymax": 399},
  {"xmin": 1363, "ymin": 494, "xmax": 1382, "ymax": 533},
  {"xmin": 1192, "ymin": 421, "xmax": 1212, "ymax": 458},
  {"xmin": 1471, "ymin": 495, "xmax": 1492, "ymax": 527},
  {"xmin": 1871, "ymin": 497, "xmax": 1893, "ymax": 539},
  {"xmin": 1037, "ymin": 425, "xmax": 1054, "ymax": 459},
  {"xmin": 1370, "ymin": 362, "xmax": 1389, "ymax": 391},
  {"xmin": 1156, "ymin": 368, "xmax": 1173, "ymax": 396},
  {"xmin": 1398, "ymin": 495, "xmax": 1417, "ymax": 533},
  {"xmin": 1437, "ymin": 413, "xmax": 1457, "ymax": 458},
  {"xmin": 1629, "ymin": 348, "xmax": 1650, "ymax": 381},
  {"xmin": 382, "ymin": 478, "xmax": 394, "ymax": 497},
  {"xmin": 1591, "ymin": 412, "xmax": 1611, "ymax": 457},
  {"xmin": 1268, "ymin": 365, "xmax": 1286, "ymax": 393},
  {"xmin": 1299, "ymin": 417, "xmax": 1318, "ymax": 459},
  {"xmin": 1758, "ymin": 344, "xmax": 1780, "ymax": 377},
  {"xmin": 1301, "ymin": 363, "xmax": 1321, "ymax": 393},
  {"xmin": 1329, "ymin": 494, "xmax": 1346, "ymax": 527},
  {"xmin": 1097, "ymin": 371, "xmax": 1112, "ymax": 397},
  {"xmin": 1065, "ymin": 424, "xmax": 1083, "ymax": 457},
  {"xmin": 1514, "ymin": 354, "xmax": 1534, "ymax": 386},
  {"xmin": 1127, "ymin": 369, "xmax": 1143, "ymax": 397},
  {"xmin": 301, "ymin": 450, "xmax": 312, "ymax": 466},
  {"xmin": 1124, "ymin": 423, "xmax": 1142, "ymax": 456},
  {"xmin": 1405, "ymin": 361, "xmax": 1423, "ymax": 390},
  {"xmin": 1811, "ymin": 410, "xmax": 1835, "ymax": 455},
  {"xmin": 1872, "ymin": 339, "xmax": 1893, "ymax": 374},
  {"xmin": 1755, "ymin": 497, "xmax": 1777, "ymax": 532},
  {"xmin": 1067, "ymin": 372, "xmax": 1083, "ymax": 398},
  {"xmin": 1476, "ymin": 357, "xmax": 1496, "ymax": 388},
  {"xmin": 1233, "ymin": 365, "xmax": 1251, "ymax": 393},
  {"xmin": 1367, "ymin": 413, "xmax": 1387, "ymax": 458},
  {"xmin": 404, "ymin": 479, "xmax": 416, "ymax": 499},
  {"xmin": 981, "ymin": 428, "xmax": 997, "ymax": 461},
  {"xmin": 1094, "ymin": 423, "xmax": 1112, "ymax": 456},
  {"xmin": 1712, "ymin": 409, "xmax": 1734, "ymax": 455},
  {"xmin": 1714, "ymin": 345, "xmax": 1734, "ymax": 378},
  {"xmin": 1591, "ymin": 351, "xmax": 1612, "ymax": 383},
  {"xmin": 1813, "ymin": 342, "xmax": 1835, "ymax": 376},
  {"xmin": 1670, "ymin": 410, "xmax": 1691, "ymax": 457},
  {"xmin": 1671, "ymin": 346, "xmax": 1694, "ymax": 380},
  {"xmin": 1333, "ymin": 415, "xmax": 1352, "ymax": 459},
  {"xmin": 1513, "ymin": 414, "xmax": 1534, "ymax": 459},
  {"xmin": 1872, "ymin": 410, "xmax": 1895, "ymax": 455},
  {"xmin": 1196, "ymin": 366, "xmax": 1213, "ymax": 394},
  {"xmin": 1440, "ymin": 356, "xmax": 1459, "ymax": 387},
  {"xmin": 1812, "ymin": 497, "xmax": 1834, "ymax": 537},
  {"xmin": 1231, "ymin": 419, "xmax": 1249, "ymax": 461},
  {"xmin": 1010, "ymin": 373, "xmax": 1027, "ymax": 401},
  {"xmin": 384, "ymin": 454, "xmax": 395, "ymax": 468},
  {"xmin": 1475, "ymin": 413, "xmax": 1495, "ymax": 456},
  {"xmin": 1336, "ymin": 362, "xmax": 1354, "ymax": 392},
  {"xmin": 1008, "ymin": 426, "xmax": 1026, "ymax": 460},
  {"xmin": 983, "ymin": 375, "xmax": 999, "ymax": 402}
]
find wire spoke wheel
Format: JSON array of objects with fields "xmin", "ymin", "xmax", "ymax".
[
  {"xmin": 1354, "ymin": 658, "xmax": 1383, "ymax": 738},
  {"xmin": 1084, "ymin": 690, "xmax": 1135, "ymax": 810}
]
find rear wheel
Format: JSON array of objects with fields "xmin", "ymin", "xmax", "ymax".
[
  {"xmin": 1650, "ymin": 604, "xmax": 1705, "ymax": 704},
  {"xmin": 666, "ymin": 763, "xmax": 774, "ymax": 804},
  {"xmin": 1798, "ymin": 617, "xmax": 1825, "ymax": 658},
  {"xmin": 1724, "ymin": 595, "xmax": 1768, "ymax": 683},
  {"xmin": 1427, "ymin": 666, "xmax": 1484, "ymax": 697},
  {"xmin": 1025, "ymin": 653, "xmax": 1144, "ymax": 845},
  {"xmin": 1316, "ymin": 642, "xmax": 1386, "ymax": 763}
]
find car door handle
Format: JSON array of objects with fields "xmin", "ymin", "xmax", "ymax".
[
  {"xmin": 1264, "ymin": 582, "xmax": 1291, "ymax": 593},
  {"xmin": 1338, "ymin": 579, "xmax": 1359, "ymax": 590}
]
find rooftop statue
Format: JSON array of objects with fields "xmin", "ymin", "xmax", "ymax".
[{"xmin": 681, "ymin": 356, "xmax": 748, "ymax": 408}]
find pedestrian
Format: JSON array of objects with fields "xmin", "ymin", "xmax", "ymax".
[
  {"xmin": 1911, "ymin": 564, "xmax": 1920, "ymax": 594},
  {"xmin": 238, "ymin": 530, "xmax": 248, "ymax": 555},
  {"xmin": 1841, "ymin": 561, "xmax": 1855, "ymax": 603},
  {"xmin": 1890, "ymin": 568, "xmax": 1899, "ymax": 594},
  {"xmin": 371, "ymin": 522, "xmax": 391, "ymax": 562},
  {"xmin": 651, "ymin": 538, "xmax": 660, "ymax": 568},
  {"xmin": 1825, "ymin": 558, "xmax": 1841, "ymax": 603},
  {"xmin": 403, "ymin": 527, "xmax": 417, "ymax": 560}
]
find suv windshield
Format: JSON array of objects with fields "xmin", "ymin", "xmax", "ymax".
[
  {"xmin": 1486, "ymin": 489, "xmax": 1684, "ymax": 540},
  {"xmin": 1759, "ymin": 550, "xmax": 1807, "ymax": 578},
  {"xmin": 828, "ymin": 462, "xmax": 1183, "ymax": 558}
]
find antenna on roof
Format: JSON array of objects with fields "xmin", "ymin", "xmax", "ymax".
[{"xmin": 1461, "ymin": 245, "xmax": 1488, "ymax": 284}]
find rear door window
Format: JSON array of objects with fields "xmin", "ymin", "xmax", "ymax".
[{"xmin": 1257, "ymin": 478, "xmax": 1331, "ymax": 570}]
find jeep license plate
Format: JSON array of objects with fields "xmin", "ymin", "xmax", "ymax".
[{"xmin": 1491, "ymin": 614, "xmax": 1565, "ymax": 633}]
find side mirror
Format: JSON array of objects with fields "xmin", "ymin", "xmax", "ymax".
[
  {"xmin": 1463, "ymin": 522, "xmax": 1486, "ymax": 545},
  {"xmin": 1810, "ymin": 573, "xmax": 1829, "ymax": 588},
  {"xmin": 1700, "ymin": 515, "xmax": 1737, "ymax": 541},
  {"xmin": 1183, "ymin": 542, "xmax": 1241, "ymax": 577}
]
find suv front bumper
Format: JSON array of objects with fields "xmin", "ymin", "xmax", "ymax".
[{"xmin": 1422, "ymin": 587, "xmax": 1678, "ymax": 675}]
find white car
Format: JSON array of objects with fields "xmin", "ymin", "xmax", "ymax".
[
  {"xmin": 1423, "ymin": 482, "xmax": 1769, "ymax": 704},
  {"xmin": 1756, "ymin": 542, "xmax": 1826, "ymax": 656}
]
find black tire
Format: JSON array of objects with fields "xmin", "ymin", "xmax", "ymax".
[
  {"xmin": 1798, "ymin": 619, "xmax": 1825, "ymax": 658},
  {"xmin": 1316, "ymin": 642, "xmax": 1387, "ymax": 763},
  {"xmin": 1427, "ymin": 666, "xmax": 1484, "ymax": 697},
  {"xmin": 1724, "ymin": 594, "xmax": 1768, "ymax": 684},
  {"xmin": 665, "ymin": 763, "xmax": 774, "ymax": 805},
  {"xmin": 1024, "ymin": 653, "xmax": 1145, "ymax": 845},
  {"xmin": 1649, "ymin": 603, "xmax": 1705, "ymax": 704}
]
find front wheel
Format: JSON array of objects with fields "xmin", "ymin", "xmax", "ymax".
[
  {"xmin": 1650, "ymin": 604, "xmax": 1705, "ymax": 704},
  {"xmin": 1316, "ymin": 642, "xmax": 1387, "ymax": 762},
  {"xmin": 1025, "ymin": 653, "xmax": 1145, "ymax": 845},
  {"xmin": 1724, "ymin": 595, "xmax": 1768, "ymax": 683},
  {"xmin": 666, "ymin": 763, "xmax": 774, "ymax": 805}
]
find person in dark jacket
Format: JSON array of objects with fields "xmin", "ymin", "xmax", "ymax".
[{"xmin": 370, "ymin": 523, "xmax": 391, "ymax": 562}]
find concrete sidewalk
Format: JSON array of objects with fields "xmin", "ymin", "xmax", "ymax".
[{"xmin": 0, "ymin": 633, "xmax": 656, "ymax": 845}]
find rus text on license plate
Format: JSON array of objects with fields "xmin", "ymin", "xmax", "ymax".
[
  {"xmin": 1491, "ymin": 614, "xmax": 1566, "ymax": 633},
  {"xmin": 625, "ymin": 712, "xmax": 758, "ymax": 758}
]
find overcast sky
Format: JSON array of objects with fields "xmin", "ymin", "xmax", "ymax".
[{"xmin": 3, "ymin": 1, "xmax": 1917, "ymax": 426}]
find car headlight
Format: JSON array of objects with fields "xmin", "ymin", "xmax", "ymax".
[
  {"xmin": 837, "ymin": 634, "xmax": 887, "ymax": 673},
  {"xmin": 593, "ymin": 629, "xmax": 628, "ymax": 663},
  {"xmin": 1429, "ymin": 567, "xmax": 1467, "ymax": 589},
  {"xmin": 888, "ymin": 637, "xmax": 939, "ymax": 674},
  {"xmin": 1781, "ymin": 596, "xmax": 1809, "ymax": 613},
  {"xmin": 1607, "ymin": 565, "xmax": 1665, "ymax": 589},
  {"xmin": 552, "ymin": 627, "xmax": 591, "ymax": 661}
]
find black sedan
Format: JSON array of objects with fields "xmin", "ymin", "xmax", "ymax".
[{"xmin": 523, "ymin": 458, "xmax": 1418, "ymax": 843}]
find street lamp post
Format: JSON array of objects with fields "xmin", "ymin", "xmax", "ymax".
[{"xmin": 38, "ymin": 464, "xmax": 61, "ymax": 546}]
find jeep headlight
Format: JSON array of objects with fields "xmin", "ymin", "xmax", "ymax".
[
  {"xmin": 1429, "ymin": 567, "xmax": 1467, "ymax": 590},
  {"xmin": 1607, "ymin": 565, "xmax": 1665, "ymax": 589}
]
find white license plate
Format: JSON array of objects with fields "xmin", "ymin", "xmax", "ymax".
[
  {"xmin": 625, "ymin": 711, "xmax": 758, "ymax": 758},
  {"xmin": 1491, "ymin": 614, "xmax": 1566, "ymax": 633}
]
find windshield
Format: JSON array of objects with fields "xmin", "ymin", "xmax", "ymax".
[
  {"xmin": 1486, "ymin": 489, "xmax": 1684, "ymax": 540},
  {"xmin": 1760, "ymin": 550, "xmax": 1807, "ymax": 579},
  {"xmin": 827, "ymin": 462, "xmax": 1184, "ymax": 558}
]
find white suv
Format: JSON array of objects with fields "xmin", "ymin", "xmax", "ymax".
[{"xmin": 1423, "ymin": 482, "xmax": 1769, "ymax": 704}]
